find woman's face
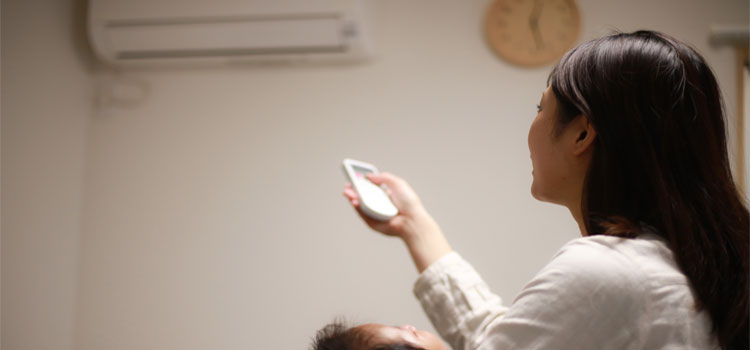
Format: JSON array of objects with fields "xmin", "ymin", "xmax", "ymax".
[
  {"xmin": 527, "ymin": 87, "xmax": 576, "ymax": 205},
  {"xmin": 354, "ymin": 323, "xmax": 447, "ymax": 350}
]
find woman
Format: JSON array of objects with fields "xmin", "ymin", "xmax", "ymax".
[{"xmin": 341, "ymin": 31, "xmax": 749, "ymax": 349}]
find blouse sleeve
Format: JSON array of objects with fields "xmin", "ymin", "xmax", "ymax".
[{"xmin": 413, "ymin": 240, "xmax": 649, "ymax": 350}]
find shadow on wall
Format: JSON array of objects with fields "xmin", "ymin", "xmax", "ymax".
[{"xmin": 74, "ymin": 0, "xmax": 98, "ymax": 73}]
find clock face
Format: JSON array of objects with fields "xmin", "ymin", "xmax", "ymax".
[{"xmin": 485, "ymin": 0, "xmax": 581, "ymax": 67}]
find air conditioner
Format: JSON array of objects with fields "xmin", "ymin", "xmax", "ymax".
[{"xmin": 88, "ymin": 0, "xmax": 374, "ymax": 66}]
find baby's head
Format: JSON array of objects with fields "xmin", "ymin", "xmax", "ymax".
[{"xmin": 310, "ymin": 320, "xmax": 447, "ymax": 350}]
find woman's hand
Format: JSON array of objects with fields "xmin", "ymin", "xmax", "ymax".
[
  {"xmin": 342, "ymin": 172, "xmax": 428, "ymax": 239},
  {"xmin": 343, "ymin": 172, "xmax": 452, "ymax": 272}
]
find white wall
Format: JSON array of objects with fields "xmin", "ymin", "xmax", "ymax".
[
  {"xmin": 1, "ymin": 0, "xmax": 93, "ymax": 349},
  {"xmin": 2, "ymin": 1, "xmax": 748, "ymax": 350}
]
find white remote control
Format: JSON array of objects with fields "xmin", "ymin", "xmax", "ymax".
[{"xmin": 342, "ymin": 158, "xmax": 399, "ymax": 221}]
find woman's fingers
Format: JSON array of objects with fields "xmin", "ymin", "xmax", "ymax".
[
  {"xmin": 343, "ymin": 186, "xmax": 359, "ymax": 201},
  {"xmin": 343, "ymin": 183, "xmax": 399, "ymax": 233},
  {"xmin": 366, "ymin": 172, "xmax": 421, "ymax": 213},
  {"xmin": 348, "ymin": 196, "xmax": 390, "ymax": 232}
]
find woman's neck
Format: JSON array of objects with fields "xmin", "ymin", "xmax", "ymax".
[{"xmin": 568, "ymin": 203, "xmax": 588, "ymax": 236}]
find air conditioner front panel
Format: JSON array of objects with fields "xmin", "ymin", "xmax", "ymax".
[
  {"xmin": 88, "ymin": 0, "xmax": 373, "ymax": 65},
  {"xmin": 105, "ymin": 16, "xmax": 345, "ymax": 59}
]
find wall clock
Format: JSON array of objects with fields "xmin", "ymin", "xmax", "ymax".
[{"xmin": 485, "ymin": 0, "xmax": 581, "ymax": 67}]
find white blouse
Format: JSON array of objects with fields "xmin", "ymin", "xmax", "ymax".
[{"xmin": 413, "ymin": 234, "xmax": 717, "ymax": 350}]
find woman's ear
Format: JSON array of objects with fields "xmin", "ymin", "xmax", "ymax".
[{"xmin": 571, "ymin": 115, "xmax": 596, "ymax": 156}]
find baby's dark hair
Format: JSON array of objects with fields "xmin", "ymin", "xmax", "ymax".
[{"xmin": 310, "ymin": 320, "xmax": 424, "ymax": 350}]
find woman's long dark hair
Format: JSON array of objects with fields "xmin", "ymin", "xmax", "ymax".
[{"xmin": 548, "ymin": 30, "xmax": 749, "ymax": 349}]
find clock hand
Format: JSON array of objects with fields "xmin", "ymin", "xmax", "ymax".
[{"xmin": 528, "ymin": 0, "xmax": 545, "ymax": 49}]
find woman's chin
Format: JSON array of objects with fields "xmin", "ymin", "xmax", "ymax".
[
  {"xmin": 530, "ymin": 185, "xmax": 559, "ymax": 205},
  {"xmin": 530, "ymin": 183, "xmax": 544, "ymax": 201}
]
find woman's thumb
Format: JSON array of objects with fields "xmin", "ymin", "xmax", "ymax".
[{"xmin": 366, "ymin": 172, "xmax": 397, "ymax": 187}]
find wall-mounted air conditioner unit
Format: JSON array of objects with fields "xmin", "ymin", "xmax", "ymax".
[{"xmin": 88, "ymin": 0, "xmax": 374, "ymax": 66}]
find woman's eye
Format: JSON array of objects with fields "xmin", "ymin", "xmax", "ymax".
[{"xmin": 536, "ymin": 104, "xmax": 542, "ymax": 112}]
